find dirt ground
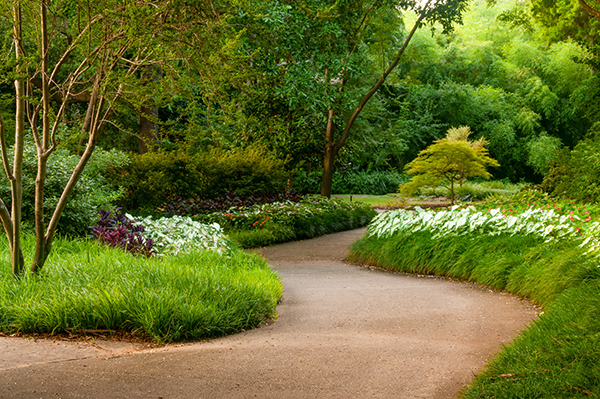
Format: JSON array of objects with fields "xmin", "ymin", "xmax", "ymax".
[{"xmin": 0, "ymin": 228, "xmax": 538, "ymax": 398}]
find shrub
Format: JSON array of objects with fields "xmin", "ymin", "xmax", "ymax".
[
  {"xmin": 111, "ymin": 146, "xmax": 291, "ymax": 212},
  {"xmin": 163, "ymin": 191, "xmax": 304, "ymax": 217},
  {"xmin": 0, "ymin": 145, "xmax": 128, "ymax": 236},
  {"xmin": 542, "ymin": 136, "xmax": 600, "ymax": 202},
  {"xmin": 195, "ymin": 196, "xmax": 377, "ymax": 248},
  {"xmin": 293, "ymin": 170, "xmax": 408, "ymax": 195}
]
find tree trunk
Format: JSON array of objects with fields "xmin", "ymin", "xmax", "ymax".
[
  {"xmin": 138, "ymin": 105, "xmax": 158, "ymax": 154},
  {"xmin": 9, "ymin": 3, "xmax": 25, "ymax": 275},
  {"xmin": 321, "ymin": 108, "xmax": 337, "ymax": 197},
  {"xmin": 318, "ymin": 1, "xmax": 431, "ymax": 197}
]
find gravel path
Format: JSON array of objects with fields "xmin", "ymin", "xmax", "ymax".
[{"xmin": 0, "ymin": 228, "xmax": 537, "ymax": 398}]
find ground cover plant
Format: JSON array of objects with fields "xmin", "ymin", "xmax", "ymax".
[
  {"xmin": 407, "ymin": 179, "xmax": 524, "ymax": 201},
  {"xmin": 0, "ymin": 235, "xmax": 281, "ymax": 343},
  {"xmin": 348, "ymin": 191, "xmax": 600, "ymax": 397},
  {"xmin": 189, "ymin": 196, "xmax": 377, "ymax": 249}
]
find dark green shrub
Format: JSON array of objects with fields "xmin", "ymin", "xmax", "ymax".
[
  {"xmin": 204, "ymin": 147, "xmax": 290, "ymax": 198},
  {"xmin": 111, "ymin": 146, "xmax": 291, "ymax": 212},
  {"xmin": 294, "ymin": 170, "xmax": 407, "ymax": 195},
  {"xmin": 0, "ymin": 145, "xmax": 128, "ymax": 236},
  {"xmin": 542, "ymin": 136, "xmax": 600, "ymax": 202},
  {"xmin": 108, "ymin": 149, "xmax": 209, "ymax": 211}
]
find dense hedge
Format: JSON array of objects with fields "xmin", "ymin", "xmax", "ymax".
[
  {"xmin": 230, "ymin": 207, "xmax": 376, "ymax": 248},
  {"xmin": 109, "ymin": 146, "xmax": 291, "ymax": 211},
  {"xmin": 294, "ymin": 170, "xmax": 408, "ymax": 195}
]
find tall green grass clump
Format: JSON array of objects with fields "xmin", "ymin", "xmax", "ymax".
[{"xmin": 0, "ymin": 238, "xmax": 282, "ymax": 342}]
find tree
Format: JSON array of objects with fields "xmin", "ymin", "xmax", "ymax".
[
  {"xmin": 319, "ymin": 0, "xmax": 469, "ymax": 197},
  {"xmin": 400, "ymin": 126, "xmax": 499, "ymax": 204},
  {"xmin": 0, "ymin": 0, "xmax": 224, "ymax": 275}
]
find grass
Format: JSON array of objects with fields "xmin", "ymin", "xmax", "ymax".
[
  {"xmin": 332, "ymin": 194, "xmax": 400, "ymax": 207},
  {"xmin": 333, "ymin": 193, "xmax": 453, "ymax": 209},
  {"xmin": 0, "ymin": 237, "xmax": 282, "ymax": 343},
  {"xmin": 348, "ymin": 227, "xmax": 600, "ymax": 397},
  {"xmin": 399, "ymin": 179, "xmax": 525, "ymax": 201}
]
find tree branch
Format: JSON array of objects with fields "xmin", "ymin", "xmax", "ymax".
[
  {"xmin": 579, "ymin": 0, "xmax": 600, "ymax": 19},
  {"xmin": 337, "ymin": 0, "xmax": 433, "ymax": 150}
]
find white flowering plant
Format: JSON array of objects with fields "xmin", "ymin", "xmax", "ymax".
[{"xmin": 127, "ymin": 214, "xmax": 233, "ymax": 255}]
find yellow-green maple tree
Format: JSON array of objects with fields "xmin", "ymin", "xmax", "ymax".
[{"xmin": 400, "ymin": 126, "xmax": 499, "ymax": 204}]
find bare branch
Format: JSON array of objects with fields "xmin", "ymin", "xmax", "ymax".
[
  {"xmin": 579, "ymin": 0, "xmax": 600, "ymax": 19},
  {"xmin": 0, "ymin": 108, "xmax": 15, "ymax": 182}
]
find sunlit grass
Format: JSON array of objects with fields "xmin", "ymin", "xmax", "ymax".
[{"xmin": 0, "ymin": 237, "xmax": 282, "ymax": 342}]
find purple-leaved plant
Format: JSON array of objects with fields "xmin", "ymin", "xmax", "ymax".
[{"xmin": 90, "ymin": 209, "xmax": 156, "ymax": 256}]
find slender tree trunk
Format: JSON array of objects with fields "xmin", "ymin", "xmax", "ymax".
[
  {"xmin": 32, "ymin": 0, "xmax": 51, "ymax": 272},
  {"xmin": 138, "ymin": 105, "xmax": 158, "ymax": 154},
  {"xmin": 10, "ymin": 3, "xmax": 25, "ymax": 275},
  {"xmin": 321, "ymin": 108, "xmax": 337, "ymax": 197}
]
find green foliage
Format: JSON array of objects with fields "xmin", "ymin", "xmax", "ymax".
[
  {"xmin": 0, "ymin": 238, "xmax": 281, "ymax": 342},
  {"xmin": 0, "ymin": 145, "xmax": 128, "ymax": 236},
  {"xmin": 195, "ymin": 196, "xmax": 376, "ymax": 249},
  {"xmin": 415, "ymin": 179, "xmax": 523, "ymax": 200},
  {"xmin": 129, "ymin": 215, "xmax": 232, "ymax": 255},
  {"xmin": 527, "ymin": 133, "xmax": 562, "ymax": 176},
  {"xmin": 529, "ymin": 0, "xmax": 600, "ymax": 46},
  {"xmin": 293, "ymin": 170, "xmax": 408, "ymax": 195},
  {"xmin": 542, "ymin": 135, "xmax": 600, "ymax": 202},
  {"xmin": 400, "ymin": 127, "xmax": 499, "ymax": 202},
  {"xmin": 112, "ymin": 146, "xmax": 290, "ymax": 212}
]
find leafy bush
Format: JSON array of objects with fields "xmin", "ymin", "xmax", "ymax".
[
  {"xmin": 542, "ymin": 136, "xmax": 600, "ymax": 202},
  {"xmin": 368, "ymin": 205, "xmax": 581, "ymax": 242},
  {"xmin": 0, "ymin": 145, "xmax": 128, "ymax": 236},
  {"xmin": 90, "ymin": 210, "xmax": 156, "ymax": 257},
  {"xmin": 129, "ymin": 214, "xmax": 232, "ymax": 255},
  {"xmin": 294, "ymin": 170, "xmax": 408, "ymax": 195},
  {"xmin": 111, "ymin": 146, "xmax": 291, "ymax": 211},
  {"xmin": 195, "ymin": 196, "xmax": 377, "ymax": 249},
  {"xmin": 163, "ymin": 191, "xmax": 304, "ymax": 217}
]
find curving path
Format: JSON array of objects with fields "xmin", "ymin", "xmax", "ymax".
[{"xmin": 0, "ymin": 228, "xmax": 537, "ymax": 398}]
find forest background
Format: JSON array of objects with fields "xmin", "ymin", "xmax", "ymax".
[{"xmin": 1, "ymin": 0, "xmax": 599, "ymax": 234}]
